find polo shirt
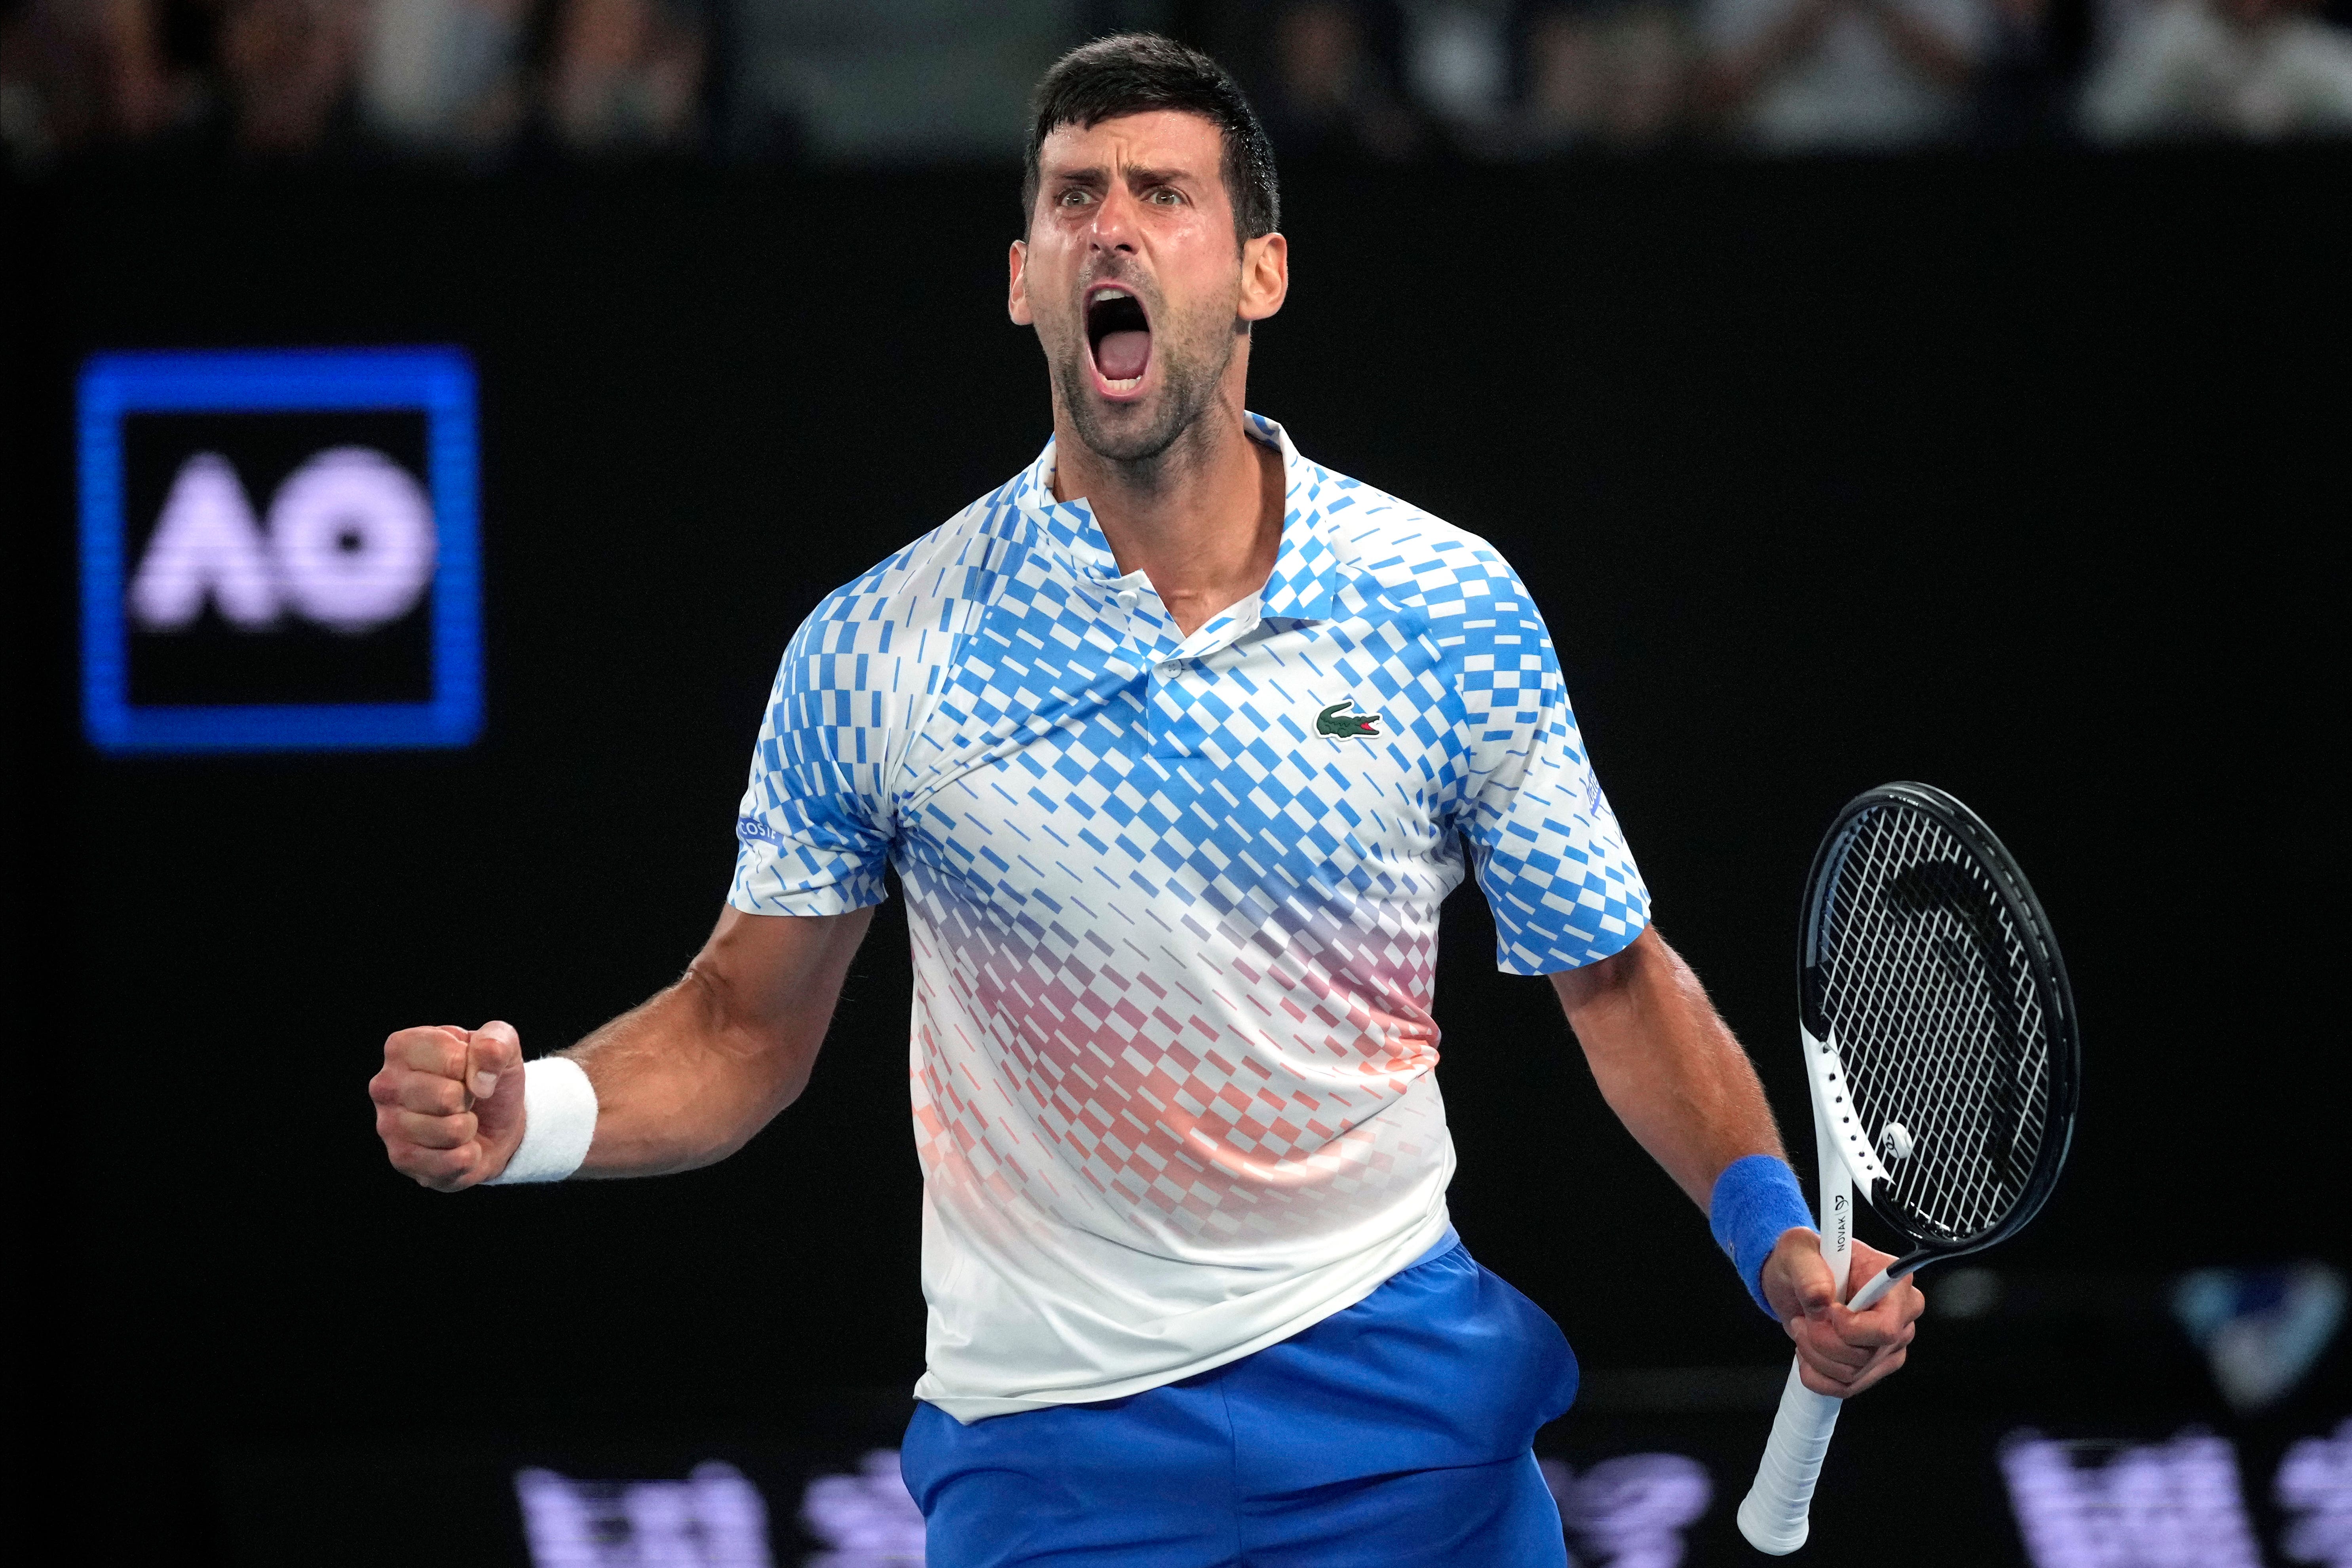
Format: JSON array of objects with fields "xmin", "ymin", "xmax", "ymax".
[{"xmin": 729, "ymin": 414, "xmax": 1649, "ymax": 1421}]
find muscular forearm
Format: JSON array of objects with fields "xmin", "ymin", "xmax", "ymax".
[
  {"xmin": 372, "ymin": 906, "xmax": 872, "ymax": 1192},
  {"xmin": 1549, "ymin": 928, "xmax": 1924, "ymax": 1389},
  {"xmin": 564, "ymin": 905, "xmax": 873, "ymax": 1177},
  {"xmin": 1549, "ymin": 927, "xmax": 1784, "ymax": 1209},
  {"xmin": 561, "ymin": 973, "xmax": 800, "ymax": 1177}
]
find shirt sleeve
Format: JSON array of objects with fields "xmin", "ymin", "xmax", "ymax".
[
  {"xmin": 727, "ymin": 608, "xmax": 898, "ymax": 916},
  {"xmin": 1445, "ymin": 572, "xmax": 1649, "ymax": 974}
]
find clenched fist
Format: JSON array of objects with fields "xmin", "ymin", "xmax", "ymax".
[
  {"xmin": 370, "ymin": 1021, "xmax": 527, "ymax": 1190},
  {"xmin": 1762, "ymin": 1231, "xmax": 1925, "ymax": 1398}
]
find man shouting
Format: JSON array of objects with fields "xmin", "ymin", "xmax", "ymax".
[{"xmin": 372, "ymin": 33, "xmax": 1923, "ymax": 1567}]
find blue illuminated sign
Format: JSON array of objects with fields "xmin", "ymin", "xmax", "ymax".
[{"xmin": 79, "ymin": 347, "xmax": 483, "ymax": 753}]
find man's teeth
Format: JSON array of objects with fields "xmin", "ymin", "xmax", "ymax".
[
  {"xmin": 1104, "ymin": 375, "xmax": 1142, "ymax": 392},
  {"xmin": 1095, "ymin": 287, "xmax": 1133, "ymax": 301}
]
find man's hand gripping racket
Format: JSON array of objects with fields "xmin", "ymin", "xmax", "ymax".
[{"xmin": 1737, "ymin": 783, "xmax": 2081, "ymax": 1554}]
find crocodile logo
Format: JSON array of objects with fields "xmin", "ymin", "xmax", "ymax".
[{"xmin": 1317, "ymin": 699, "xmax": 1382, "ymax": 739}]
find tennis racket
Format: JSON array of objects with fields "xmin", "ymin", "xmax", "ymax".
[{"xmin": 1736, "ymin": 782, "xmax": 2081, "ymax": 1554}]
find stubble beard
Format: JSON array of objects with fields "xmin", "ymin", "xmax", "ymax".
[{"xmin": 1053, "ymin": 296, "xmax": 1240, "ymax": 481}]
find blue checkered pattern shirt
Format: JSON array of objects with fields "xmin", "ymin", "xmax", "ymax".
[{"xmin": 731, "ymin": 414, "xmax": 1649, "ymax": 1420}]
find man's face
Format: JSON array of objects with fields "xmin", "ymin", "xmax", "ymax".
[{"xmin": 1010, "ymin": 110, "xmax": 1286, "ymax": 465}]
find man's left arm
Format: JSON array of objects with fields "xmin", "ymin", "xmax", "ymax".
[{"xmin": 1550, "ymin": 926, "xmax": 1926, "ymax": 1397}]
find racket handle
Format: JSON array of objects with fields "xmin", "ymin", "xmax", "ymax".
[
  {"xmin": 1736, "ymin": 1359, "xmax": 1842, "ymax": 1555},
  {"xmin": 1846, "ymin": 1265, "xmax": 1896, "ymax": 1313}
]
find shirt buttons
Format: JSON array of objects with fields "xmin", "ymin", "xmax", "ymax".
[{"xmin": 1115, "ymin": 589, "xmax": 1139, "ymax": 611}]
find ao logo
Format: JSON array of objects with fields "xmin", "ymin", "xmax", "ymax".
[
  {"xmin": 131, "ymin": 447, "xmax": 436, "ymax": 635},
  {"xmin": 80, "ymin": 346, "xmax": 480, "ymax": 753}
]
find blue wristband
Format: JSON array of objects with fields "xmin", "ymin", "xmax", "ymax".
[{"xmin": 1709, "ymin": 1154, "xmax": 1815, "ymax": 1320}]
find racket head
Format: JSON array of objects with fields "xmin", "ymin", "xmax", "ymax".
[{"xmin": 1801, "ymin": 782, "xmax": 2080, "ymax": 1266}]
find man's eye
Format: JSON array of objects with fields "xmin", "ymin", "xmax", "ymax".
[
  {"xmin": 1059, "ymin": 188, "xmax": 1092, "ymax": 206},
  {"xmin": 1149, "ymin": 188, "xmax": 1184, "ymax": 205}
]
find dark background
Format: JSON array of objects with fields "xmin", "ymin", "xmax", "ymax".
[
  {"xmin": 123, "ymin": 408, "xmax": 437, "ymax": 704},
  {"xmin": 4, "ymin": 146, "xmax": 2346, "ymax": 1563}
]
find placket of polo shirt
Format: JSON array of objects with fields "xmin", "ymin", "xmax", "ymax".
[
  {"xmin": 1148, "ymin": 597, "xmax": 1264, "ymax": 761},
  {"xmin": 1107, "ymin": 576, "xmax": 1186, "ymax": 759},
  {"xmin": 1062, "ymin": 521, "xmax": 1166, "ymax": 755}
]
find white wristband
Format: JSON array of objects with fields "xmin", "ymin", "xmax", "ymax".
[{"xmin": 485, "ymin": 1056, "xmax": 598, "ymax": 1184}]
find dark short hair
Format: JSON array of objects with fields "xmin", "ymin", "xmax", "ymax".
[{"xmin": 1022, "ymin": 34, "xmax": 1280, "ymax": 244}]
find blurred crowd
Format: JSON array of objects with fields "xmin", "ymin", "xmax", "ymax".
[
  {"xmin": 5, "ymin": 0, "xmax": 2351, "ymax": 169},
  {"xmin": 0, "ymin": 0, "xmax": 709, "ymax": 162},
  {"xmin": 1254, "ymin": 0, "xmax": 2352, "ymax": 155}
]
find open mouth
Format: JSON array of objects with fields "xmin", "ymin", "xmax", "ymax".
[{"xmin": 1085, "ymin": 286, "xmax": 1152, "ymax": 395}]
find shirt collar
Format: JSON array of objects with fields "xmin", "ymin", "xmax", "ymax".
[{"xmin": 1015, "ymin": 412, "xmax": 1343, "ymax": 625}]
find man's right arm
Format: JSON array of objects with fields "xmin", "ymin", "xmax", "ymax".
[{"xmin": 370, "ymin": 905, "xmax": 877, "ymax": 1192}]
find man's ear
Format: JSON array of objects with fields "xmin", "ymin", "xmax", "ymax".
[
  {"xmin": 1239, "ymin": 232, "xmax": 1288, "ymax": 325},
  {"xmin": 1009, "ymin": 239, "xmax": 1034, "ymax": 326}
]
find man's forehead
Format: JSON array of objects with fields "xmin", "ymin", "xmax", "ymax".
[{"xmin": 1037, "ymin": 110, "xmax": 1224, "ymax": 173}]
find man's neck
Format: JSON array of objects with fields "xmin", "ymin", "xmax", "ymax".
[{"xmin": 1051, "ymin": 395, "xmax": 1284, "ymax": 639}]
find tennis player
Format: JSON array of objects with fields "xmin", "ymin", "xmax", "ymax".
[{"xmin": 371, "ymin": 34, "xmax": 1924, "ymax": 1566}]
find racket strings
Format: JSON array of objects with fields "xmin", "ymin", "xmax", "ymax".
[
  {"xmin": 1853, "ymin": 841, "xmax": 2042, "ymax": 1234},
  {"xmin": 1838, "ymin": 819, "xmax": 2045, "ymax": 1235},
  {"xmin": 1818, "ymin": 806, "xmax": 2053, "ymax": 1244}
]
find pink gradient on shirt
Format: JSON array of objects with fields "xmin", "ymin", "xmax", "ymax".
[{"xmin": 904, "ymin": 873, "xmax": 1446, "ymax": 1241}]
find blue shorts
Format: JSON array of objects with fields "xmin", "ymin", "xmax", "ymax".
[{"xmin": 899, "ymin": 1238, "xmax": 1579, "ymax": 1567}]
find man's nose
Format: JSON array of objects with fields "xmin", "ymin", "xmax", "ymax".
[{"xmin": 1089, "ymin": 185, "xmax": 1140, "ymax": 253}]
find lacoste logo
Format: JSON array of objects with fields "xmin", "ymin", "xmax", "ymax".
[{"xmin": 1317, "ymin": 699, "xmax": 1382, "ymax": 739}]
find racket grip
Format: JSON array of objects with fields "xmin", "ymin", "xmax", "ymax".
[
  {"xmin": 1846, "ymin": 1266, "xmax": 1895, "ymax": 1313},
  {"xmin": 1736, "ymin": 1359, "xmax": 1842, "ymax": 1555}
]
